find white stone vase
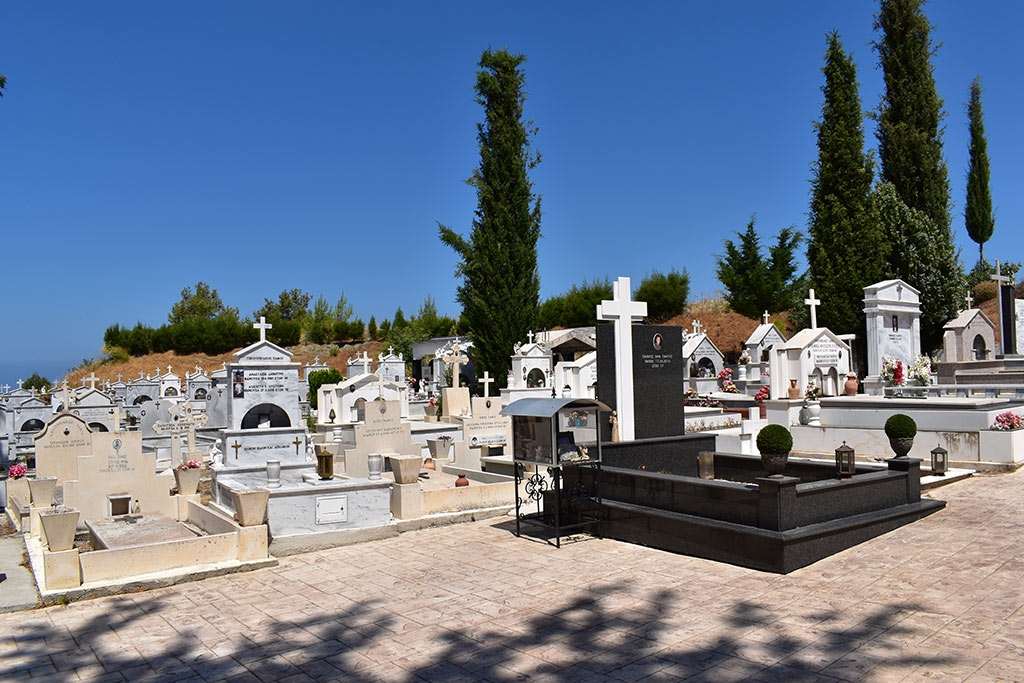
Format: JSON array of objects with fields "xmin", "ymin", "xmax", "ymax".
[
  {"xmin": 367, "ymin": 454, "xmax": 384, "ymax": 480},
  {"xmin": 27, "ymin": 477, "xmax": 58, "ymax": 507},
  {"xmin": 737, "ymin": 365, "xmax": 748, "ymax": 382},
  {"xmin": 231, "ymin": 488, "xmax": 269, "ymax": 527},
  {"xmin": 803, "ymin": 400, "xmax": 821, "ymax": 426},
  {"xmin": 173, "ymin": 467, "xmax": 202, "ymax": 495},
  {"xmin": 39, "ymin": 507, "xmax": 80, "ymax": 552},
  {"xmin": 266, "ymin": 460, "xmax": 282, "ymax": 488}
]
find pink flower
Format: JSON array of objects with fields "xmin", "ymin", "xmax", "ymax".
[{"xmin": 9, "ymin": 464, "xmax": 27, "ymax": 479}]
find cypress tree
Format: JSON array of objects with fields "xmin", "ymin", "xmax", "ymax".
[
  {"xmin": 873, "ymin": 0, "xmax": 951, "ymax": 230},
  {"xmin": 807, "ymin": 32, "xmax": 885, "ymax": 336},
  {"xmin": 439, "ymin": 49, "xmax": 542, "ymax": 388},
  {"xmin": 964, "ymin": 76, "xmax": 994, "ymax": 264},
  {"xmin": 873, "ymin": 0, "xmax": 962, "ymax": 348}
]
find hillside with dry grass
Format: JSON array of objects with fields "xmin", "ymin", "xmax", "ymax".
[{"xmin": 65, "ymin": 341, "xmax": 383, "ymax": 387}]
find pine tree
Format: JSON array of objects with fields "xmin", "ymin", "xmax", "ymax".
[
  {"xmin": 873, "ymin": 0, "xmax": 962, "ymax": 347},
  {"xmin": 715, "ymin": 219, "xmax": 805, "ymax": 319},
  {"xmin": 964, "ymin": 76, "xmax": 994, "ymax": 264},
  {"xmin": 807, "ymin": 32, "xmax": 885, "ymax": 336},
  {"xmin": 439, "ymin": 49, "xmax": 542, "ymax": 388}
]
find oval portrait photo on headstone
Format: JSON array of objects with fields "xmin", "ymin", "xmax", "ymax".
[{"xmin": 653, "ymin": 333, "xmax": 663, "ymax": 351}]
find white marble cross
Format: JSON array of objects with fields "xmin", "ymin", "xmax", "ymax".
[
  {"xmin": 805, "ymin": 289, "xmax": 821, "ymax": 329},
  {"xmin": 376, "ymin": 372, "xmax": 387, "ymax": 398},
  {"xmin": 992, "ymin": 260, "xmax": 1010, "ymax": 285},
  {"xmin": 361, "ymin": 352, "xmax": 371, "ymax": 374},
  {"xmin": 965, "ymin": 291, "xmax": 974, "ymax": 310},
  {"xmin": 597, "ymin": 276, "xmax": 647, "ymax": 442},
  {"xmin": 60, "ymin": 381, "xmax": 71, "ymax": 412},
  {"xmin": 1, "ymin": 384, "xmax": 9, "ymax": 393},
  {"xmin": 83, "ymin": 372, "xmax": 99, "ymax": 390},
  {"xmin": 762, "ymin": 310, "xmax": 770, "ymax": 325},
  {"xmin": 16, "ymin": 378, "xmax": 24, "ymax": 389},
  {"xmin": 479, "ymin": 371, "xmax": 494, "ymax": 398},
  {"xmin": 253, "ymin": 316, "xmax": 273, "ymax": 342},
  {"xmin": 441, "ymin": 341, "xmax": 469, "ymax": 389},
  {"xmin": 526, "ymin": 330, "xmax": 535, "ymax": 344},
  {"xmin": 110, "ymin": 403, "xmax": 123, "ymax": 433},
  {"xmin": 387, "ymin": 346, "xmax": 395, "ymax": 356}
]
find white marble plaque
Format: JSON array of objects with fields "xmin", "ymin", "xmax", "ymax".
[
  {"xmin": 315, "ymin": 495, "xmax": 348, "ymax": 524},
  {"xmin": 1016, "ymin": 300, "xmax": 1024, "ymax": 351}
]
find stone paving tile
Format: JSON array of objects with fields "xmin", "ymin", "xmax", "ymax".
[{"xmin": 3, "ymin": 471, "xmax": 1024, "ymax": 682}]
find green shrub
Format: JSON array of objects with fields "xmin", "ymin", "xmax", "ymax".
[
  {"xmin": 884, "ymin": 413, "xmax": 917, "ymax": 439},
  {"xmin": 756, "ymin": 424, "xmax": 793, "ymax": 455}
]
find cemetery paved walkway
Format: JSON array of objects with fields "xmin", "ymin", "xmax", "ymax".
[{"xmin": 3, "ymin": 470, "xmax": 1024, "ymax": 682}]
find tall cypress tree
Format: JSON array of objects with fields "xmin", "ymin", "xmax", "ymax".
[
  {"xmin": 873, "ymin": 0, "xmax": 962, "ymax": 348},
  {"xmin": 873, "ymin": 0, "xmax": 951, "ymax": 230},
  {"xmin": 964, "ymin": 76, "xmax": 994, "ymax": 264},
  {"xmin": 439, "ymin": 49, "xmax": 542, "ymax": 388},
  {"xmin": 807, "ymin": 32, "xmax": 884, "ymax": 336}
]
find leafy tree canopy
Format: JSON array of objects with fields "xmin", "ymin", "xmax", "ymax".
[
  {"xmin": 635, "ymin": 270, "xmax": 690, "ymax": 323},
  {"xmin": 538, "ymin": 279, "xmax": 613, "ymax": 329},
  {"xmin": 168, "ymin": 282, "xmax": 234, "ymax": 324},
  {"xmin": 255, "ymin": 289, "xmax": 311, "ymax": 321}
]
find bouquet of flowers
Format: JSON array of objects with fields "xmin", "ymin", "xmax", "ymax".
[
  {"xmin": 907, "ymin": 355, "xmax": 932, "ymax": 386},
  {"xmin": 177, "ymin": 458, "xmax": 201, "ymax": 471},
  {"xmin": 684, "ymin": 387, "xmax": 699, "ymax": 399},
  {"xmin": 805, "ymin": 383, "xmax": 821, "ymax": 400},
  {"xmin": 993, "ymin": 411, "xmax": 1024, "ymax": 431},
  {"xmin": 722, "ymin": 380, "xmax": 739, "ymax": 393},
  {"xmin": 754, "ymin": 385, "xmax": 770, "ymax": 401},
  {"xmin": 881, "ymin": 357, "xmax": 904, "ymax": 386},
  {"xmin": 738, "ymin": 351, "xmax": 752, "ymax": 366},
  {"xmin": 8, "ymin": 464, "xmax": 27, "ymax": 479}
]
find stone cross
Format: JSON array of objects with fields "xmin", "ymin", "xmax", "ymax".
[
  {"xmin": 83, "ymin": 372, "xmax": 99, "ymax": 390},
  {"xmin": 313, "ymin": 356, "xmax": 321, "ymax": 365},
  {"xmin": 965, "ymin": 291, "xmax": 974, "ymax": 310},
  {"xmin": 166, "ymin": 365, "xmax": 173, "ymax": 375},
  {"xmin": 0, "ymin": 384, "xmax": 9, "ymax": 393},
  {"xmin": 60, "ymin": 381, "xmax": 71, "ymax": 412},
  {"xmin": 441, "ymin": 341, "xmax": 469, "ymax": 389},
  {"xmin": 992, "ymin": 261, "xmax": 1011, "ymax": 354},
  {"xmin": 254, "ymin": 316, "xmax": 273, "ymax": 342},
  {"xmin": 110, "ymin": 403, "xmax": 123, "ymax": 433},
  {"xmin": 361, "ymin": 352, "xmax": 371, "ymax": 374},
  {"xmin": 154, "ymin": 400, "xmax": 208, "ymax": 465},
  {"xmin": 116, "ymin": 373, "xmax": 122, "ymax": 382},
  {"xmin": 387, "ymin": 346, "xmax": 394, "ymax": 356},
  {"xmin": 527, "ymin": 330, "xmax": 535, "ymax": 344},
  {"xmin": 805, "ymin": 289, "xmax": 821, "ymax": 329},
  {"xmin": 16, "ymin": 379, "xmax": 23, "ymax": 389},
  {"xmin": 762, "ymin": 310, "xmax": 770, "ymax": 325},
  {"xmin": 376, "ymin": 372, "xmax": 387, "ymax": 398},
  {"xmin": 596, "ymin": 276, "xmax": 647, "ymax": 441},
  {"xmin": 479, "ymin": 371, "xmax": 494, "ymax": 398}
]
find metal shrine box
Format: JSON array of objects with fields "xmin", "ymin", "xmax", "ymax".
[{"xmin": 501, "ymin": 398, "xmax": 609, "ymax": 467}]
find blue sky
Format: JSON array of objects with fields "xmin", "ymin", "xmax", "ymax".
[{"xmin": 2, "ymin": 1, "xmax": 1022, "ymax": 384}]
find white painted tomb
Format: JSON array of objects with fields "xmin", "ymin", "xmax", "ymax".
[{"xmin": 863, "ymin": 279, "xmax": 922, "ymax": 395}]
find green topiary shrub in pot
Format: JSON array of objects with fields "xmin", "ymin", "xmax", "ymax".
[
  {"xmin": 756, "ymin": 424, "xmax": 793, "ymax": 475},
  {"xmin": 884, "ymin": 413, "xmax": 917, "ymax": 457}
]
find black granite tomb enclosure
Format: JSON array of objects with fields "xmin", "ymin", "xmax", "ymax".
[
  {"xmin": 553, "ymin": 446, "xmax": 944, "ymax": 573},
  {"xmin": 596, "ymin": 324, "xmax": 685, "ymax": 441},
  {"xmin": 998, "ymin": 284, "xmax": 1017, "ymax": 355}
]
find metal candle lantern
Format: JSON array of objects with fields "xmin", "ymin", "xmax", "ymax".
[
  {"xmin": 314, "ymin": 444, "xmax": 334, "ymax": 480},
  {"xmin": 930, "ymin": 444, "xmax": 948, "ymax": 476},
  {"xmin": 835, "ymin": 441, "xmax": 855, "ymax": 478}
]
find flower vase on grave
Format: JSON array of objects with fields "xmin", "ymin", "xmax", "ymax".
[
  {"xmin": 801, "ymin": 399, "xmax": 821, "ymax": 426},
  {"xmin": 737, "ymin": 365, "xmax": 748, "ymax": 382},
  {"xmin": 38, "ymin": 507, "xmax": 80, "ymax": 552},
  {"xmin": 787, "ymin": 380, "xmax": 800, "ymax": 400},
  {"xmin": 367, "ymin": 454, "xmax": 383, "ymax": 480},
  {"xmin": 266, "ymin": 460, "xmax": 282, "ymax": 488},
  {"xmin": 844, "ymin": 374, "xmax": 859, "ymax": 397},
  {"xmin": 455, "ymin": 473, "xmax": 470, "ymax": 487},
  {"xmin": 174, "ymin": 467, "xmax": 202, "ymax": 496}
]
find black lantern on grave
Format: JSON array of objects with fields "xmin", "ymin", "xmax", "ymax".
[
  {"xmin": 930, "ymin": 444, "xmax": 948, "ymax": 476},
  {"xmin": 835, "ymin": 441, "xmax": 855, "ymax": 478}
]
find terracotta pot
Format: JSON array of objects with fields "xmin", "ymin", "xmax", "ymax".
[
  {"xmin": 174, "ymin": 467, "xmax": 202, "ymax": 495},
  {"xmin": 231, "ymin": 488, "xmax": 269, "ymax": 527},
  {"xmin": 787, "ymin": 379, "xmax": 800, "ymax": 400},
  {"xmin": 844, "ymin": 375, "xmax": 859, "ymax": 396},
  {"xmin": 27, "ymin": 477, "xmax": 58, "ymax": 506},
  {"xmin": 38, "ymin": 507, "xmax": 80, "ymax": 552},
  {"xmin": 760, "ymin": 452, "xmax": 788, "ymax": 476},
  {"xmin": 889, "ymin": 437, "xmax": 914, "ymax": 458},
  {"xmin": 455, "ymin": 473, "xmax": 470, "ymax": 488}
]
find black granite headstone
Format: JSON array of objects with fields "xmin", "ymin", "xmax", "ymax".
[
  {"xmin": 597, "ymin": 324, "xmax": 685, "ymax": 441},
  {"xmin": 999, "ymin": 284, "xmax": 1017, "ymax": 355}
]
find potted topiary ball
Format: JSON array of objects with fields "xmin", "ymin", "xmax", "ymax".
[
  {"xmin": 756, "ymin": 424, "xmax": 793, "ymax": 476},
  {"xmin": 884, "ymin": 413, "xmax": 917, "ymax": 458}
]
